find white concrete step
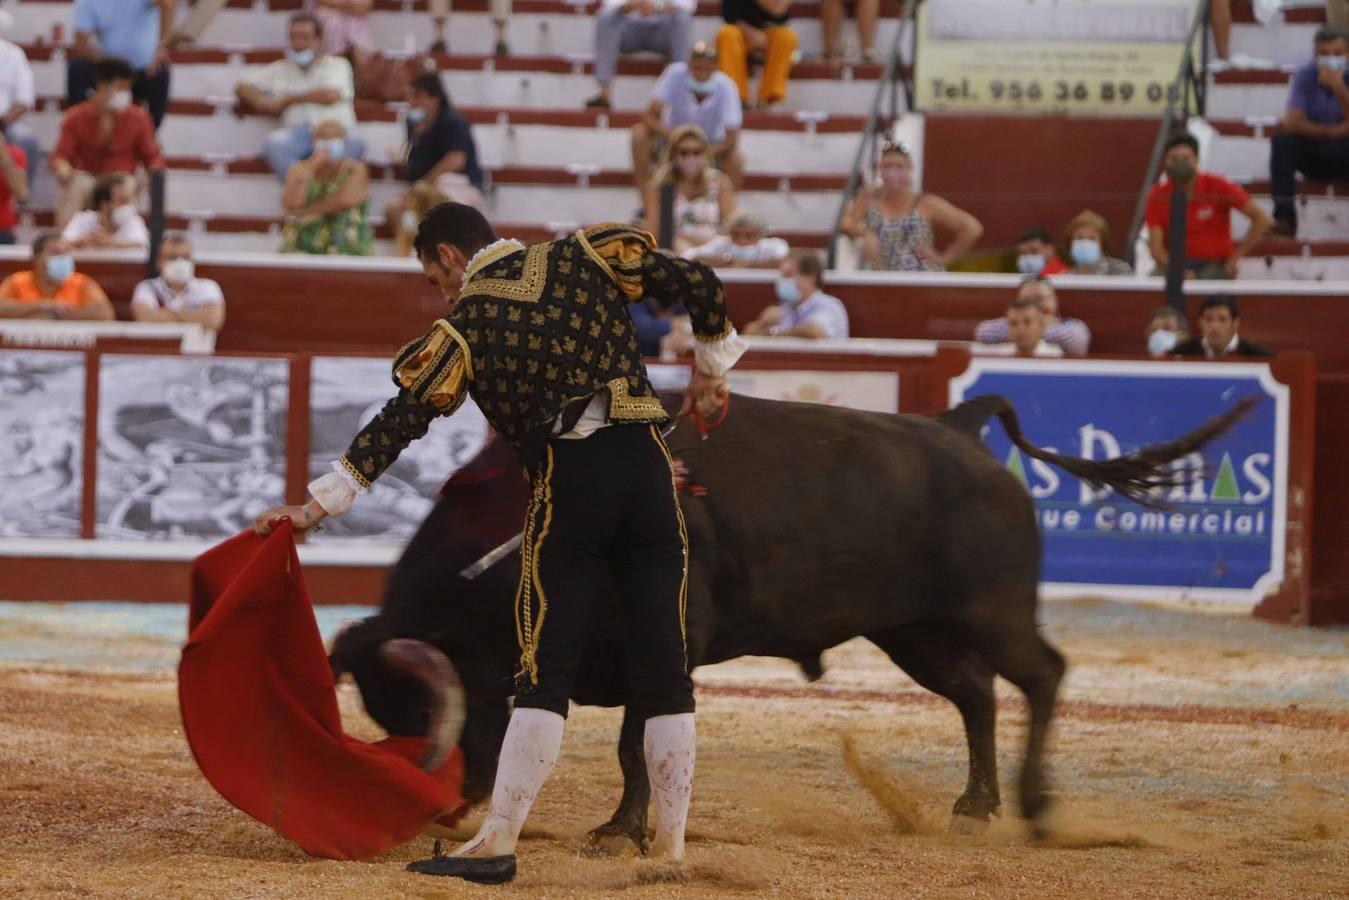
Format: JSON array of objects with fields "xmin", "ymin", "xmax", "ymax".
[
  {"xmin": 24, "ymin": 104, "xmax": 864, "ymax": 172},
  {"xmin": 26, "ymin": 54, "xmax": 896, "ymax": 118},
  {"xmin": 7, "ymin": 2, "xmax": 906, "ymax": 61},
  {"xmin": 1205, "ymin": 81, "xmax": 1291, "ymax": 120},
  {"xmin": 1228, "ymin": 22, "xmax": 1321, "ymax": 68}
]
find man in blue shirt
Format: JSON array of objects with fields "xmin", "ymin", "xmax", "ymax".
[
  {"xmin": 630, "ymin": 42, "xmax": 745, "ymax": 188},
  {"xmin": 67, "ymin": 0, "xmax": 174, "ymax": 129},
  {"xmin": 1270, "ymin": 26, "xmax": 1349, "ymax": 236}
]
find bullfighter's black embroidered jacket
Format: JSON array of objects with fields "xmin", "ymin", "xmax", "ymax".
[{"xmin": 337, "ymin": 223, "xmax": 735, "ymax": 483}]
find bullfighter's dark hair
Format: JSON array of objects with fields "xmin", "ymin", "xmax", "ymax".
[
  {"xmin": 1200, "ymin": 294, "xmax": 1239, "ymax": 318},
  {"xmin": 1164, "ymin": 130, "xmax": 1200, "ymax": 157},
  {"xmin": 415, "ymin": 203, "xmax": 499, "ymax": 262},
  {"xmin": 289, "ymin": 11, "xmax": 323, "ymax": 36},
  {"xmin": 92, "ymin": 56, "xmax": 135, "ymax": 86}
]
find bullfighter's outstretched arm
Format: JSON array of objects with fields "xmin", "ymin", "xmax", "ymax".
[
  {"xmin": 308, "ymin": 319, "xmax": 473, "ymax": 518},
  {"xmin": 576, "ymin": 223, "xmax": 746, "ymax": 379}
]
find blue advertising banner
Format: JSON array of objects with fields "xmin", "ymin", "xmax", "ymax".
[{"xmin": 950, "ymin": 359, "xmax": 1289, "ymax": 607}]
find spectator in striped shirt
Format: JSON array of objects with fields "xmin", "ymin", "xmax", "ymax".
[{"xmin": 974, "ymin": 278, "xmax": 1091, "ymax": 356}]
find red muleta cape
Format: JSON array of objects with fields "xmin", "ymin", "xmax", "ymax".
[{"xmin": 179, "ymin": 528, "xmax": 469, "ymax": 860}]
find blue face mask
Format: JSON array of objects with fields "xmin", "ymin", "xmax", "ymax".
[
  {"xmin": 1017, "ymin": 253, "xmax": 1046, "ymax": 275},
  {"xmin": 775, "ymin": 277, "xmax": 801, "ymax": 304},
  {"xmin": 287, "ymin": 48, "xmax": 315, "ymax": 68},
  {"xmin": 315, "ymin": 138, "xmax": 346, "ymax": 160},
  {"xmin": 689, "ymin": 77, "xmax": 713, "ymax": 96},
  {"xmin": 407, "ymin": 107, "xmax": 427, "ymax": 124},
  {"xmin": 1070, "ymin": 239, "xmax": 1102, "ymax": 267},
  {"xmin": 1318, "ymin": 55, "xmax": 1347, "ymax": 72},
  {"xmin": 46, "ymin": 254, "xmax": 75, "ymax": 284},
  {"xmin": 1148, "ymin": 328, "xmax": 1179, "ymax": 356}
]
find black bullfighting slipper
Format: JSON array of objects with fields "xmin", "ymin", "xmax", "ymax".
[{"xmin": 406, "ymin": 852, "xmax": 517, "ymax": 884}]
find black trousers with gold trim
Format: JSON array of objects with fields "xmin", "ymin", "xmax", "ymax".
[{"xmin": 512, "ymin": 423, "xmax": 694, "ymax": 719}]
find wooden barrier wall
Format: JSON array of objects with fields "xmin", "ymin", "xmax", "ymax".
[{"xmin": 2, "ymin": 255, "xmax": 1346, "ymax": 622}]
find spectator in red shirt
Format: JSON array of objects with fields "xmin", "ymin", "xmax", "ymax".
[
  {"xmin": 1145, "ymin": 131, "xmax": 1271, "ymax": 279},
  {"xmin": 50, "ymin": 57, "xmax": 165, "ymax": 229},
  {"xmin": 1015, "ymin": 227, "xmax": 1068, "ymax": 277},
  {"xmin": 0, "ymin": 129, "xmax": 29, "ymax": 245}
]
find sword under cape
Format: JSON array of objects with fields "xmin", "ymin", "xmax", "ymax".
[{"xmin": 458, "ymin": 418, "xmax": 683, "ymax": 580}]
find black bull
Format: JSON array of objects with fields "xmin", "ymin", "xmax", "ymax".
[{"xmin": 331, "ymin": 392, "xmax": 1250, "ymax": 848}]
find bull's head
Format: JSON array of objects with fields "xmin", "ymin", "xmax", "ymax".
[{"xmin": 331, "ymin": 614, "xmax": 515, "ymax": 805}]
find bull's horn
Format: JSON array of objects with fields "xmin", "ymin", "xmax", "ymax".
[{"xmin": 378, "ymin": 639, "xmax": 465, "ymax": 772}]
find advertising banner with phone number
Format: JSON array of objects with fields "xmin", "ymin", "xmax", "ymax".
[{"xmin": 914, "ymin": 0, "xmax": 1195, "ymax": 116}]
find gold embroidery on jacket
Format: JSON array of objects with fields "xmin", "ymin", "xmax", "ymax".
[
  {"xmin": 605, "ymin": 376, "xmax": 666, "ymax": 420},
  {"xmin": 461, "ymin": 242, "xmax": 551, "ymax": 303}
]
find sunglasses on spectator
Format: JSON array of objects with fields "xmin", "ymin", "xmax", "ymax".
[
  {"xmin": 677, "ymin": 148, "xmax": 706, "ymax": 157},
  {"xmin": 880, "ymin": 140, "xmax": 912, "ymax": 157}
]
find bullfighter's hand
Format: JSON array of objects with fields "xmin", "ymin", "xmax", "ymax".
[
  {"xmin": 254, "ymin": 499, "xmax": 328, "ymax": 536},
  {"xmin": 680, "ymin": 369, "xmax": 729, "ymax": 420}
]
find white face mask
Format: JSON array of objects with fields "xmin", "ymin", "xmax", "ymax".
[
  {"xmin": 162, "ymin": 257, "xmax": 194, "ymax": 285},
  {"xmin": 1148, "ymin": 328, "xmax": 1179, "ymax": 356},
  {"xmin": 107, "ymin": 89, "xmax": 132, "ymax": 112},
  {"xmin": 1318, "ymin": 55, "xmax": 1348, "ymax": 72},
  {"xmin": 111, "ymin": 204, "xmax": 137, "ymax": 228}
]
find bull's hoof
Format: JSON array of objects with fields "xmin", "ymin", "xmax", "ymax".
[
  {"xmin": 948, "ymin": 814, "xmax": 992, "ymax": 837},
  {"xmin": 582, "ymin": 827, "xmax": 648, "ymax": 858}
]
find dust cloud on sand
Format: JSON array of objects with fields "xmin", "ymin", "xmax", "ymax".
[{"xmin": 1, "ymin": 597, "xmax": 1347, "ymax": 897}]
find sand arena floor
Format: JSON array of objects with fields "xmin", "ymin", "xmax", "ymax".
[{"xmin": 0, "ymin": 597, "xmax": 1346, "ymax": 898}]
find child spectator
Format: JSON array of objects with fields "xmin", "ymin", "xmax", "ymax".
[
  {"xmin": 69, "ymin": 0, "xmax": 173, "ymax": 128},
  {"xmin": 62, "ymin": 174, "xmax": 149, "ymax": 251}
]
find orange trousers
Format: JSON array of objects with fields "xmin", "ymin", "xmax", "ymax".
[{"xmin": 715, "ymin": 23, "xmax": 798, "ymax": 106}]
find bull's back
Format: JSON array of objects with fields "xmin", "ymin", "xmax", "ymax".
[{"xmin": 674, "ymin": 395, "xmax": 1038, "ymax": 662}]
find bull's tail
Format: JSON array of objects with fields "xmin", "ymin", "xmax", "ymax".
[{"xmin": 940, "ymin": 393, "xmax": 1260, "ymax": 507}]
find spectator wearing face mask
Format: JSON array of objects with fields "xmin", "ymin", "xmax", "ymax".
[
  {"xmin": 643, "ymin": 124, "xmax": 737, "ymax": 255},
  {"xmin": 69, "ymin": 0, "xmax": 173, "ymax": 129},
  {"xmin": 839, "ymin": 139, "xmax": 982, "ymax": 272},
  {"xmin": 235, "ymin": 13, "xmax": 364, "ymax": 179},
  {"xmin": 586, "ymin": 0, "xmax": 695, "ymax": 110},
  {"xmin": 1062, "ymin": 210, "xmax": 1133, "ymax": 276},
  {"xmin": 61, "ymin": 174, "xmax": 149, "ymax": 251},
  {"xmin": 51, "ymin": 57, "xmax": 164, "ymax": 230},
  {"xmin": 279, "ymin": 119, "xmax": 373, "ymax": 256},
  {"xmin": 1014, "ymin": 227, "xmax": 1068, "ymax": 277},
  {"xmin": 1146, "ymin": 131, "xmax": 1271, "ymax": 279},
  {"xmin": 1270, "ymin": 27, "xmax": 1349, "ymax": 237},
  {"xmin": 744, "ymin": 252, "xmax": 848, "ymax": 339},
  {"xmin": 1173, "ymin": 294, "xmax": 1272, "ymax": 358},
  {"xmin": 385, "ymin": 74, "xmax": 484, "ymax": 257},
  {"xmin": 975, "ymin": 278, "xmax": 1090, "ymax": 356},
  {"xmin": 1145, "ymin": 306, "xmax": 1189, "ymax": 356},
  {"xmin": 131, "ymin": 233, "xmax": 225, "ymax": 332},
  {"xmin": 632, "ymin": 43, "xmax": 744, "ymax": 189},
  {"xmin": 683, "ymin": 208, "xmax": 788, "ymax": 268},
  {"xmin": 0, "ymin": 232, "xmax": 114, "ymax": 321}
]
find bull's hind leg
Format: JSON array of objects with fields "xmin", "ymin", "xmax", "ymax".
[
  {"xmin": 867, "ymin": 623, "xmax": 1001, "ymax": 828},
  {"xmin": 976, "ymin": 619, "xmax": 1066, "ymax": 833},
  {"xmin": 584, "ymin": 705, "xmax": 651, "ymax": 856}
]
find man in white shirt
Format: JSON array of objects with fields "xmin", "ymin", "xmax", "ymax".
[
  {"xmin": 234, "ymin": 12, "xmax": 364, "ymax": 178},
  {"xmin": 61, "ymin": 174, "xmax": 150, "ymax": 251},
  {"xmin": 131, "ymin": 233, "xmax": 225, "ymax": 332},
  {"xmin": 631, "ymin": 43, "xmax": 745, "ymax": 187},
  {"xmin": 586, "ymin": 0, "xmax": 694, "ymax": 110},
  {"xmin": 0, "ymin": 19, "xmax": 39, "ymax": 183},
  {"xmin": 745, "ymin": 252, "xmax": 849, "ymax": 340}
]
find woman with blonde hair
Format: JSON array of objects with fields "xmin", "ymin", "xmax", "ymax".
[
  {"xmin": 642, "ymin": 124, "xmax": 737, "ymax": 255},
  {"xmin": 1063, "ymin": 209, "xmax": 1133, "ymax": 275}
]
